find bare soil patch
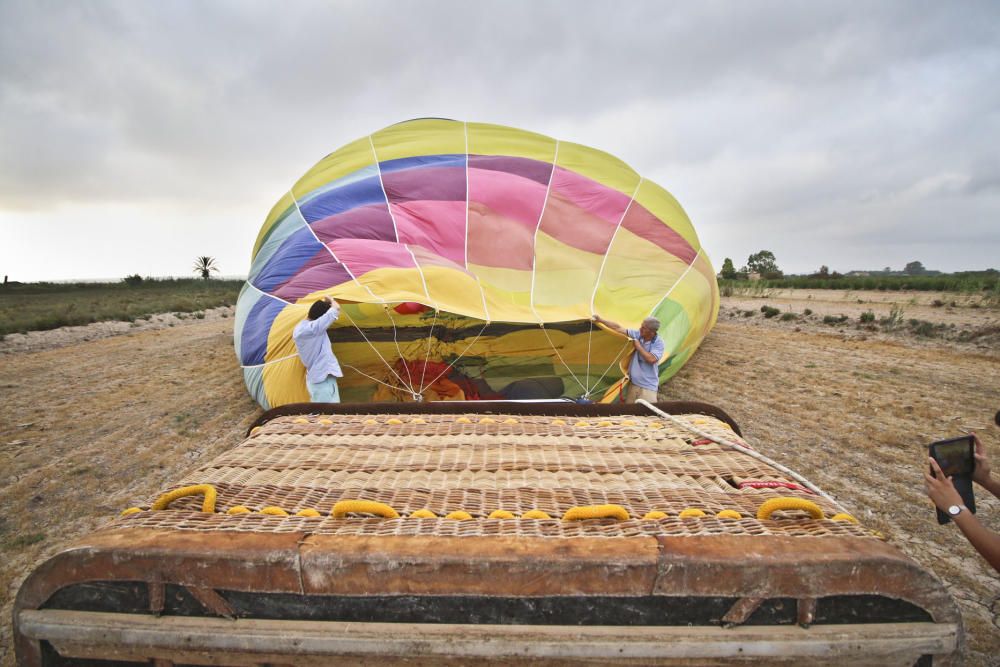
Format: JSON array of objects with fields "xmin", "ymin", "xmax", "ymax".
[{"xmin": 1, "ymin": 290, "xmax": 998, "ymax": 664}]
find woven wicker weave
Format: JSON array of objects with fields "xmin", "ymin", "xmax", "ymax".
[{"xmin": 119, "ymin": 412, "xmax": 871, "ymax": 540}]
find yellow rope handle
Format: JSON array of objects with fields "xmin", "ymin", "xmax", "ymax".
[
  {"xmin": 296, "ymin": 509, "xmax": 321, "ymax": 517},
  {"xmin": 562, "ymin": 504, "xmax": 630, "ymax": 521},
  {"xmin": 260, "ymin": 506, "xmax": 289, "ymax": 516},
  {"xmin": 151, "ymin": 484, "xmax": 217, "ymax": 513},
  {"xmin": 488, "ymin": 510, "xmax": 516, "ymax": 519},
  {"xmin": 831, "ymin": 513, "xmax": 859, "ymax": 524},
  {"xmin": 643, "ymin": 510, "xmax": 668, "ymax": 520},
  {"xmin": 678, "ymin": 508, "xmax": 706, "ymax": 518},
  {"xmin": 521, "ymin": 510, "xmax": 551, "ymax": 519},
  {"xmin": 227, "ymin": 505, "xmax": 252, "ymax": 515},
  {"xmin": 716, "ymin": 509, "xmax": 742, "ymax": 519},
  {"xmin": 331, "ymin": 500, "xmax": 400, "ymax": 519},
  {"xmin": 757, "ymin": 497, "xmax": 824, "ymax": 521},
  {"xmin": 410, "ymin": 509, "xmax": 437, "ymax": 518},
  {"xmin": 445, "ymin": 510, "xmax": 473, "ymax": 520},
  {"xmin": 120, "ymin": 507, "xmax": 142, "ymax": 516}
]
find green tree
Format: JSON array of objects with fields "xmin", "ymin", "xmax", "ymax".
[
  {"xmin": 193, "ymin": 256, "xmax": 220, "ymax": 280},
  {"xmin": 904, "ymin": 260, "xmax": 926, "ymax": 276},
  {"xmin": 720, "ymin": 258, "xmax": 737, "ymax": 279},
  {"xmin": 746, "ymin": 250, "xmax": 779, "ymax": 275}
]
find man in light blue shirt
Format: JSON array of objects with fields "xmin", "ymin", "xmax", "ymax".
[
  {"xmin": 292, "ymin": 296, "xmax": 343, "ymax": 403},
  {"xmin": 592, "ymin": 314, "xmax": 665, "ymax": 403}
]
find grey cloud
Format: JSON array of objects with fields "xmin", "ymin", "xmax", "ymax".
[{"xmin": 1, "ymin": 0, "xmax": 999, "ymax": 279}]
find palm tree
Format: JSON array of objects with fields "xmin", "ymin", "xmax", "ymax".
[{"xmin": 193, "ymin": 256, "xmax": 220, "ymax": 280}]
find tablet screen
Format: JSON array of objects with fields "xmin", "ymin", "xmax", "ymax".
[{"xmin": 932, "ymin": 438, "xmax": 974, "ymax": 477}]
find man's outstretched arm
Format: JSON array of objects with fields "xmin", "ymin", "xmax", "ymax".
[{"xmin": 592, "ymin": 314, "xmax": 628, "ymax": 338}]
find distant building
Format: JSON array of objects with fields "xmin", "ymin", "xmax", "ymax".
[{"xmin": 747, "ymin": 272, "xmax": 762, "ymax": 281}]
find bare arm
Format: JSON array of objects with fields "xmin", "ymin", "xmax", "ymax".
[
  {"xmin": 926, "ymin": 457, "xmax": 1000, "ymax": 572},
  {"xmin": 971, "ymin": 433, "xmax": 1000, "ymax": 500},
  {"xmin": 592, "ymin": 315, "xmax": 628, "ymax": 338}
]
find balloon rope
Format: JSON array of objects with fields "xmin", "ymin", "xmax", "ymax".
[
  {"xmin": 338, "ymin": 308, "xmax": 416, "ymax": 394},
  {"xmin": 538, "ymin": 325, "xmax": 588, "ymax": 396},
  {"xmin": 415, "ymin": 322, "xmax": 490, "ymax": 396},
  {"xmin": 585, "ymin": 338, "xmax": 632, "ymax": 395},
  {"xmin": 341, "ymin": 363, "xmax": 413, "ymax": 393},
  {"xmin": 240, "ymin": 352, "xmax": 299, "ymax": 369},
  {"xmin": 417, "ymin": 309, "xmax": 440, "ymax": 395},
  {"xmin": 636, "ymin": 399, "xmax": 849, "ymax": 514},
  {"xmin": 383, "ymin": 305, "xmax": 415, "ymax": 392},
  {"xmin": 585, "ymin": 318, "xmax": 594, "ymax": 393}
]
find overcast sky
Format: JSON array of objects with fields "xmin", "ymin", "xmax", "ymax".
[{"xmin": 2, "ymin": 0, "xmax": 998, "ymax": 282}]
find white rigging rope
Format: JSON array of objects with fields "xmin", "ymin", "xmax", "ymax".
[
  {"xmin": 413, "ymin": 322, "xmax": 491, "ymax": 398},
  {"xmin": 538, "ymin": 324, "xmax": 589, "ymax": 396},
  {"xmin": 636, "ymin": 399, "xmax": 849, "ymax": 514}
]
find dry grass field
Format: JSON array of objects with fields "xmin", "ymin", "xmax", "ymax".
[{"xmin": 1, "ymin": 289, "xmax": 998, "ymax": 665}]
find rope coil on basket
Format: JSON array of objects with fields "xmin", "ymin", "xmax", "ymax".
[
  {"xmin": 331, "ymin": 500, "xmax": 400, "ymax": 519},
  {"xmin": 562, "ymin": 504, "xmax": 630, "ymax": 521},
  {"xmin": 151, "ymin": 484, "xmax": 217, "ymax": 513},
  {"xmin": 756, "ymin": 497, "xmax": 824, "ymax": 521}
]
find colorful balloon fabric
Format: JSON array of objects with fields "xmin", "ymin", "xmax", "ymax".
[{"xmin": 235, "ymin": 119, "xmax": 719, "ymax": 408}]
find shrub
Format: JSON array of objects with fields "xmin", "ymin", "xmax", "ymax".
[
  {"xmin": 779, "ymin": 312, "xmax": 797, "ymax": 321},
  {"xmin": 122, "ymin": 274, "xmax": 144, "ymax": 287},
  {"xmin": 760, "ymin": 305, "xmax": 781, "ymax": 318},
  {"xmin": 803, "ymin": 308, "xmax": 813, "ymax": 316},
  {"xmin": 931, "ymin": 299, "xmax": 945, "ymax": 307},
  {"xmin": 823, "ymin": 314, "xmax": 849, "ymax": 325},
  {"xmin": 859, "ymin": 311, "xmax": 875, "ymax": 323}
]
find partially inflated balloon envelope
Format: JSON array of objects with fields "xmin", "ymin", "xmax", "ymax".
[{"xmin": 235, "ymin": 119, "xmax": 719, "ymax": 408}]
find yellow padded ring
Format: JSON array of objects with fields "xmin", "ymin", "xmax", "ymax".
[
  {"xmin": 643, "ymin": 511, "xmax": 668, "ymax": 520},
  {"xmin": 488, "ymin": 510, "xmax": 516, "ymax": 519},
  {"xmin": 678, "ymin": 508, "xmax": 706, "ymax": 519},
  {"xmin": 410, "ymin": 509, "xmax": 437, "ymax": 518},
  {"xmin": 502, "ymin": 418, "xmax": 519, "ymax": 424},
  {"xmin": 479, "ymin": 417, "xmax": 496, "ymax": 424},
  {"xmin": 296, "ymin": 508, "xmax": 321, "ymax": 517},
  {"xmin": 120, "ymin": 507, "xmax": 142, "ymax": 516},
  {"xmin": 562, "ymin": 504, "xmax": 630, "ymax": 521},
  {"xmin": 227, "ymin": 505, "xmax": 252, "ymax": 515},
  {"xmin": 331, "ymin": 500, "xmax": 400, "ymax": 519},
  {"xmin": 386, "ymin": 418, "xmax": 403, "ymax": 425},
  {"xmin": 260, "ymin": 506, "xmax": 289, "ymax": 516},
  {"xmin": 521, "ymin": 510, "xmax": 551, "ymax": 519},
  {"xmin": 716, "ymin": 510, "xmax": 742, "ymax": 519},
  {"xmin": 456, "ymin": 417, "xmax": 472, "ymax": 424},
  {"xmin": 293, "ymin": 418, "xmax": 308, "ymax": 424},
  {"xmin": 445, "ymin": 511, "xmax": 473, "ymax": 520},
  {"xmin": 756, "ymin": 497, "xmax": 824, "ymax": 521},
  {"xmin": 151, "ymin": 484, "xmax": 217, "ymax": 513},
  {"xmin": 831, "ymin": 513, "xmax": 859, "ymax": 524}
]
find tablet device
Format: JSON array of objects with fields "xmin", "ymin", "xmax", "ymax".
[{"xmin": 928, "ymin": 435, "xmax": 976, "ymax": 525}]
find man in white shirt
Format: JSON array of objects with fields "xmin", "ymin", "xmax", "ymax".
[{"xmin": 292, "ymin": 296, "xmax": 343, "ymax": 402}]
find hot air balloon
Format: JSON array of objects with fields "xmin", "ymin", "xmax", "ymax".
[{"xmin": 235, "ymin": 119, "xmax": 718, "ymax": 408}]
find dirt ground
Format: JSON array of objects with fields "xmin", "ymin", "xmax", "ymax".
[{"xmin": 1, "ymin": 290, "xmax": 998, "ymax": 664}]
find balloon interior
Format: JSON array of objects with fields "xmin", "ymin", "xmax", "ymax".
[{"xmin": 235, "ymin": 119, "xmax": 719, "ymax": 408}]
